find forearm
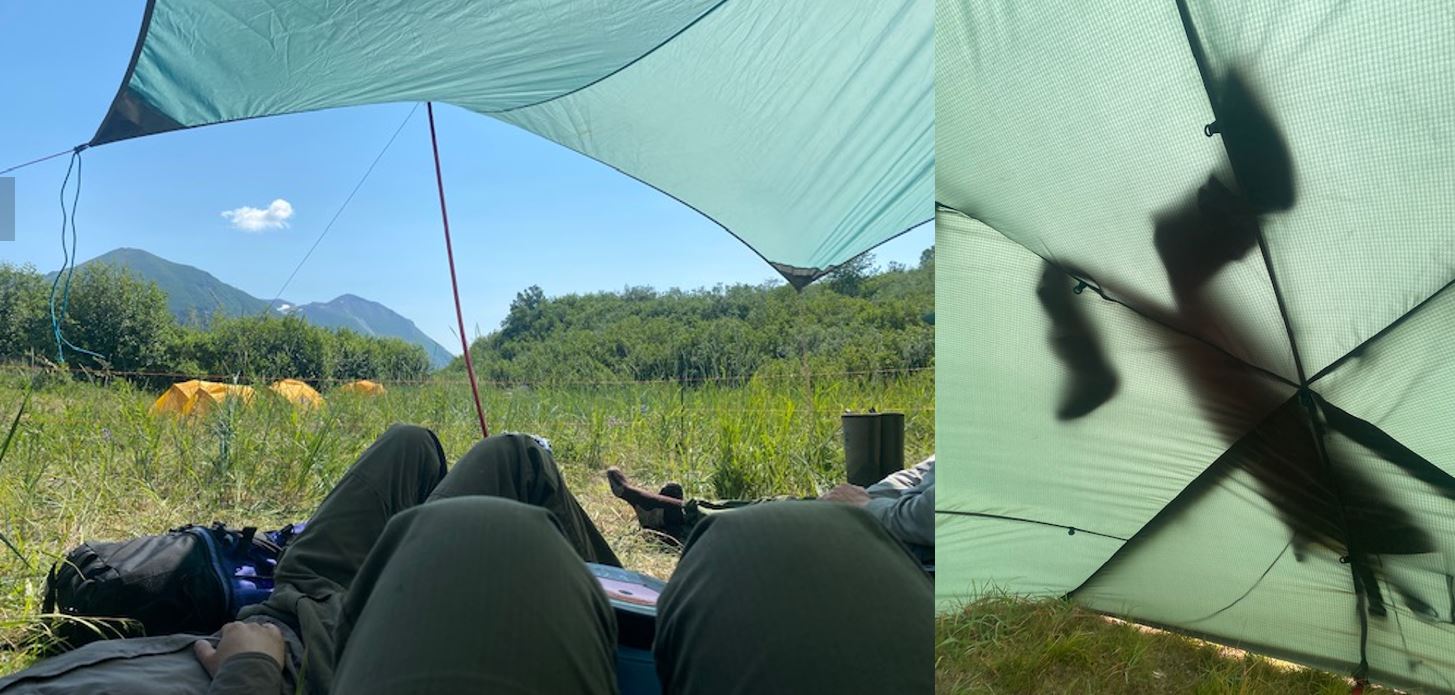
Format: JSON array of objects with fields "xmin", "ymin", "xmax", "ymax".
[{"xmin": 865, "ymin": 484, "xmax": 934, "ymax": 548}]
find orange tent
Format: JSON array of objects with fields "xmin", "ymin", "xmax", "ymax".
[
  {"xmin": 188, "ymin": 382, "xmax": 256, "ymax": 416},
  {"xmin": 337, "ymin": 379, "xmax": 386, "ymax": 396},
  {"xmin": 148, "ymin": 380, "xmax": 254, "ymax": 417},
  {"xmin": 269, "ymin": 378, "xmax": 324, "ymax": 409}
]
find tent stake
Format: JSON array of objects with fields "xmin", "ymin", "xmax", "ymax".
[{"xmin": 426, "ymin": 101, "xmax": 490, "ymax": 439}]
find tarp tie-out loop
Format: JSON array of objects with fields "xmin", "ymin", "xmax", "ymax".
[
  {"xmin": 47, "ymin": 148, "xmax": 107, "ymax": 366},
  {"xmin": 1204, "ymin": 121, "xmax": 1220, "ymax": 137},
  {"xmin": 1071, "ymin": 280, "xmax": 1088, "ymax": 295}
]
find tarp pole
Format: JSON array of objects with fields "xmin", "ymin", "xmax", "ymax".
[{"xmin": 426, "ymin": 101, "xmax": 490, "ymax": 439}]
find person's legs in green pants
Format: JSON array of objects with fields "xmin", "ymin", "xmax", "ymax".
[
  {"xmin": 654, "ymin": 501, "xmax": 933, "ymax": 694},
  {"xmin": 330, "ymin": 496, "xmax": 619, "ymax": 694},
  {"xmin": 429, "ymin": 433, "xmax": 620, "ymax": 566},
  {"xmin": 239, "ymin": 424, "xmax": 449, "ymax": 693},
  {"xmin": 243, "ymin": 425, "xmax": 618, "ymax": 693}
]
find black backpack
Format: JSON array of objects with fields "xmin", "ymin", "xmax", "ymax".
[{"xmin": 41, "ymin": 523, "xmax": 295, "ymax": 653}]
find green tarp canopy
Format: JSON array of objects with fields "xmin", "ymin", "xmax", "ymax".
[
  {"xmin": 91, "ymin": 0, "xmax": 932, "ymax": 287},
  {"xmin": 936, "ymin": 1, "xmax": 1455, "ymax": 692}
]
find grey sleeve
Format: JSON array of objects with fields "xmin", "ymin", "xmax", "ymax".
[
  {"xmin": 865, "ymin": 456, "xmax": 935, "ymax": 497},
  {"xmin": 864, "ymin": 475, "xmax": 934, "ymax": 548},
  {"xmin": 207, "ymin": 653, "xmax": 286, "ymax": 695}
]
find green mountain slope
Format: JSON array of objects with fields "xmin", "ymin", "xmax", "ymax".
[
  {"xmin": 62, "ymin": 247, "xmax": 269, "ymax": 321},
  {"xmin": 290, "ymin": 294, "xmax": 454, "ymax": 368},
  {"xmin": 61, "ymin": 248, "xmax": 454, "ymax": 369}
]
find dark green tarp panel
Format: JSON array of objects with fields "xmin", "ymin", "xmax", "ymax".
[
  {"xmin": 92, "ymin": 0, "xmax": 933, "ymax": 286},
  {"xmin": 935, "ymin": 1, "xmax": 1455, "ymax": 692}
]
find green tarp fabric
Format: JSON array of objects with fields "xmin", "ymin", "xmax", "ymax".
[
  {"xmin": 935, "ymin": 1, "xmax": 1455, "ymax": 692},
  {"xmin": 91, "ymin": 0, "xmax": 933, "ymax": 286}
]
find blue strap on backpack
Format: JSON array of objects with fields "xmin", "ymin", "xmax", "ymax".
[{"xmin": 42, "ymin": 521, "xmax": 305, "ymax": 653}]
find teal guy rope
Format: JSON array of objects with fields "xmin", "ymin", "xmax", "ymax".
[
  {"xmin": 47, "ymin": 147, "xmax": 106, "ymax": 365},
  {"xmin": 46, "ymin": 152, "xmax": 77, "ymax": 362}
]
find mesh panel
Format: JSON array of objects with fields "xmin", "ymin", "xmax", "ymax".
[
  {"xmin": 1074, "ymin": 396, "xmax": 1455, "ymax": 692},
  {"xmin": 1187, "ymin": 0, "xmax": 1455, "ymax": 376},
  {"xmin": 935, "ymin": 0, "xmax": 1297, "ymax": 379},
  {"xmin": 1320, "ymin": 283, "xmax": 1455, "ymax": 478},
  {"xmin": 936, "ymin": 514, "xmax": 1125, "ymax": 607},
  {"xmin": 937, "ymin": 3, "xmax": 1455, "ymax": 689},
  {"xmin": 935, "ymin": 209, "xmax": 1293, "ymax": 536}
]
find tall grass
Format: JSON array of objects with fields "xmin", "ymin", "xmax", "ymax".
[{"xmin": 0, "ymin": 367, "xmax": 933, "ymax": 673}]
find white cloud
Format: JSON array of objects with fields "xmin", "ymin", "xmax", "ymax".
[{"xmin": 221, "ymin": 199, "xmax": 294, "ymax": 232}]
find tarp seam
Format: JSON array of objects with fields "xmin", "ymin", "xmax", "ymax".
[
  {"xmin": 485, "ymin": 0, "xmax": 733, "ymax": 116},
  {"xmin": 934, "ymin": 510, "xmax": 1128, "ymax": 542},
  {"xmin": 1170, "ymin": 0, "xmax": 1308, "ymax": 387},
  {"xmin": 934, "ymin": 204, "xmax": 1297, "ymax": 389},
  {"xmin": 1307, "ymin": 273, "xmax": 1455, "ymax": 385},
  {"xmin": 1063, "ymin": 392, "xmax": 1302, "ymax": 596}
]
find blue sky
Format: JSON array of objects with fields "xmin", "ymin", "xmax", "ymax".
[{"xmin": 0, "ymin": 2, "xmax": 931, "ymax": 354}]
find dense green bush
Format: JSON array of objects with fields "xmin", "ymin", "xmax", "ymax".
[
  {"xmin": 58, "ymin": 264, "xmax": 179, "ymax": 373},
  {"xmin": 4, "ymin": 248, "xmax": 930, "ymax": 387},
  {"xmin": 459, "ymin": 250, "xmax": 934, "ymax": 385},
  {"xmin": 0, "ymin": 263, "xmax": 430, "ymax": 383},
  {"xmin": 0, "ymin": 264, "xmax": 51, "ymax": 360}
]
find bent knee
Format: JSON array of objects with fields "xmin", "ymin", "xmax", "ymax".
[
  {"xmin": 691, "ymin": 499, "xmax": 880, "ymax": 546},
  {"xmin": 463, "ymin": 432, "xmax": 546, "ymax": 459},
  {"xmin": 378, "ymin": 423, "xmax": 439, "ymax": 450},
  {"xmin": 399, "ymin": 496, "xmax": 568, "ymax": 549}
]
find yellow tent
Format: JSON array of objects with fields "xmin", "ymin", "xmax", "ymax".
[
  {"xmin": 337, "ymin": 379, "xmax": 386, "ymax": 397},
  {"xmin": 188, "ymin": 382, "xmax": 256, "ymax": 416},
  {"xmin": 148, "ymin": 380, "xmax": 254, "ymax": 417},
  {"xmin": 270, "ymin": 379, "xmax": 324, "ymax": 409},
  {"xmin": 148, "ymin": 380, "xmax": 203, "ymax": 416}
]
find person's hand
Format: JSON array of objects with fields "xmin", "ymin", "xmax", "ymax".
[
  {"xmin": 193, "ymin": 621, "xmax": 285, "ymax": 679},
  {"xmin": 820, "ymin": 483, "xmax": 871, "ymax": 506}
]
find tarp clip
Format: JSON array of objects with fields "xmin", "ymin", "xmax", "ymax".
[
  {"xmin": 1071, "ymin": 281, "xmax": 1088, "ymax": 295},
  {"xmin": 1203, "ymin": 121, "xmax": 1220, "ymax": 137}
]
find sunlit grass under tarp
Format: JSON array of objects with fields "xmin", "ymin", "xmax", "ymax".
[
  {"xmin": 936, "ymin": 595, "xmax": 1405, "ymax": 695},
  {"xmin": 0, "ymin": 366, "xmax": 932, "ymax": 673}
]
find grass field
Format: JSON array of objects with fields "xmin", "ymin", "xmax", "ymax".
[
  {"xmin": 936, "ymin": 596, "xmax": 1403, "ymax": 695},
  {"xmin": 0, "ymin": 365, "xmax": 933, "ymax": 674}
]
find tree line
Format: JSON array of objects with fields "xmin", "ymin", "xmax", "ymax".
[
  {"xmin": 2, "ymin": 246, "xmax": 932, "ymax": 388},
  {"xmin": 455, "ymin": 248, "xmax": 935, "ymax": 385},
  {"xmin": 0, "ymin": 263, "xmax": 431, "ymax": 384}
]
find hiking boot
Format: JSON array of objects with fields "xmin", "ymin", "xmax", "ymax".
[{"xmin": 606, "ymin": 468, "xmax": 687, "ymax": 543}]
